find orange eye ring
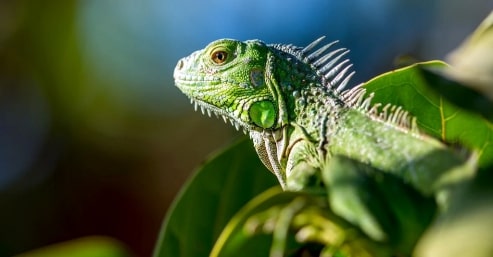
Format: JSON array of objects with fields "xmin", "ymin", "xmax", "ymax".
[{"xmin": 211, "ymin": 50, "xmax": 228, "ymax": 64}]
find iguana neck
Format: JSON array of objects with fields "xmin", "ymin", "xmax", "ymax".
[
  {"xmin": 248, "ymin": 50, "xmax": 348, "ymax": 189},
  {"xmin": 269, "ymin": 46, "xmax": 345, "ymax": 143},
  {"xmin": 293, "ymin": 86, "xmax": 344, "ymax": 142}
]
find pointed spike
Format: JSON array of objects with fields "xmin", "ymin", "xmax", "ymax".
[
  {"xmin": 341, "ymin": 86, "xmax": 364, "ymax": 106},
  {"xmin": 301, "ymin": 36, "xmax": 327, "ymax": 54},
  {"xmin": 330, "ymin": 63, "xmax": 353, "ymax": 88},
  {"xmin": 206, "ymin": 109, "xmax": 212, "ymax": 117},
  {"xmin": 312, "ymin": 48, "xmax": 346, "ymax": 67},
  {"xmin": 234, "ymin": 122, "xmax": 240, "ymax": 131},
  {"xmin": 354, "ymin": 90, "xmax": 367, "ymax": 108},
  {"xmin": 403, "ymin": 113, "xmax": 410, "ymax": 126},
  {"xmin": 200, "ymin": 106, "xmax": 205, "ymax": 114},
  {"xmin": 359, "ymin": 93, "xmax": 374, "ymax": 111},
  {"xmin": 411, "ymin": 117, "xmax": 419, "ymax": 133},
  {"xmin": 336, "ymin": 71, "xmax": 355, "ymax": 92},
  {"xmin": 392, "ymin": 107, "xmax": 402, "ymax": 123},
  {"xmin": 305, "ymin": 43, "xmax": 333, "ymax": 61},
  {"xmin": 306, "ymin": 41, "xmax": 339, "ymax": 61},
  {"xmin": 222, "ymin": 116, "xmax": 228, "ymax": 123},
  {"xmin": 318, "ymin": 50, "xmax": 350, "ymax": 75},
  {"xmin": 230, "ymin": 120, "xmax": 235, "ymax": 126},
  {"xmin": 369, "ymin": 103, "xmax": 382, "ymax": 115},
  {"xmin": 388, "ymin": 106, "xmax": 397, "ymax": 123},
  {"xmin": 194, "ymin": 102, "xmax": 198, "ymax": 111},
  {"xmin": 396, "ymin": 109, "xmax": 406, "ymax": 125},
  {"xmin": 325, "ymin": 59, "xmax": 350, "ymax": 81},
  {"xmin": 190, "ymin": 98, "xmax": 194, "ymax": 104},
  {"xmin": 380, "ymin": 104, "xmax": 391, "ymax": 120}
]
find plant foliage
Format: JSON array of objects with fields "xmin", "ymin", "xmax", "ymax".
[{"xmin": 155, "ymin": 12, "xmax": 493, "ymax": 257}]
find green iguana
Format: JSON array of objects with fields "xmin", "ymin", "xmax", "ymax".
[{"xmin": 173, "ymin": 37, "xmax": 476, "ymax": 255}]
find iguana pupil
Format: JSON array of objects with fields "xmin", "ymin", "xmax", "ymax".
[{"xmin": 211, "ymin": 51, "xmax": 228, "ymax": 64}]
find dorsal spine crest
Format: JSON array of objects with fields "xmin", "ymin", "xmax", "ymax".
[
  {"xmin": 269, "ymin": 36, "xmax": 354, "ymax": 93},
  {"xmin": 341, "ymin": 85, "xmax": 419, "ymax": 132},
  {"xmin": 268, "ymin": 37, "xmax": 421, "ymax": 135}
]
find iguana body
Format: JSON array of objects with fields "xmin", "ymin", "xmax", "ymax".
[
  {"xmin": 173, "ymin": 37, "xmax": 471, "ymax": 195},
  {"xmin": 173, "ymin": 38, "xmax": 476, "ymax": 254}
]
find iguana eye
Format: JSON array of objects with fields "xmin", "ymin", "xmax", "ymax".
[{"xmin": 211, "ymin": 50, "xmax": 228, "ymax": 64}]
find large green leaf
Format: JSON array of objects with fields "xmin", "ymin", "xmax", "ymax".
[
  {"xmin": 153, "ymin": 138, "xmax": 278, "ymax": 257},
  {"xmin": 362, "ymin": 61, "xmax": 493, "ymax": 167}
]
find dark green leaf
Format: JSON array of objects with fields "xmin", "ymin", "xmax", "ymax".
[{"xmin": 152, "ymin": 137, "xmax": 278, "ymax": 257}]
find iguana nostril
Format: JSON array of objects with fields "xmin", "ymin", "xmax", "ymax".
[{"xmin": 176, "ymin": 59, "xmax": 184, "ymax": 70}]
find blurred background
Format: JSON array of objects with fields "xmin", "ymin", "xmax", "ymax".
[{"xmin": 0, "ymin": 0, "xmax": 491, "ymax": 256}]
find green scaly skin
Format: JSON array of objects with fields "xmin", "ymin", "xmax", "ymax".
[
  {"xmin": 173, "ymin": 38, "xmax": 476, "ymax": 253},
  {"xmin": 174, "ymin": 37, "xmax": 473, "ymax": 192}
]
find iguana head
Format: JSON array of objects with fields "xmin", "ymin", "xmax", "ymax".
[
  {"xmin": 174, "ymin": 39, "xmax": 279, "ymax": 132},
  {"xmin": 174, "ymin": 37, "xmax": 355, "ymax": 134},
  {"xmin": 174, "ymin": 37, "xmax": 355, "ymax": 185}
]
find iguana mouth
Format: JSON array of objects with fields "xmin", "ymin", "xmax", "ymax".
[
  {"xmin": 187, "ymin": 98, "xmax": 254, "ymax": 134},
  {"xmin": 173, "ymin": 74, "xmax": 222, "ymax": 85}
]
